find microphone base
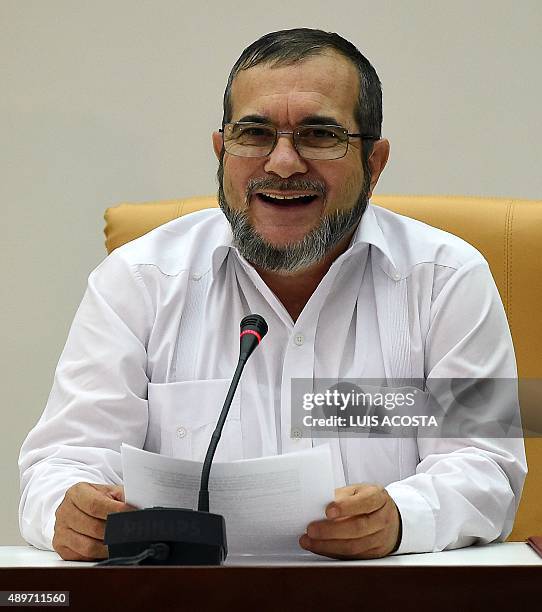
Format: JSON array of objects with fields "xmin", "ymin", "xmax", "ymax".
[{"xmin": 104, "ymin": 507, "xmax": 227, "ymax": 565}]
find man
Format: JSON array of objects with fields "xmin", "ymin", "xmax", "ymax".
[{"xmin": 19, "ymin": 28, "xmax": 526, "ymax": 561}]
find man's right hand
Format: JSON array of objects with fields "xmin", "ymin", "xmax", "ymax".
[{"xmin": 53, "ymin": 482, "xmax": 136, "ymax": 561}]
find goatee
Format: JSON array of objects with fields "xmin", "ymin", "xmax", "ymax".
[{"xmin": 217, "ymin": 158, "xmax": 371, "ymax": 274}]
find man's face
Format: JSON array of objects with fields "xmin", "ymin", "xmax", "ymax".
[{"xmin": 213, "ymin": 51, "xmax": 379, "ymax": 273}]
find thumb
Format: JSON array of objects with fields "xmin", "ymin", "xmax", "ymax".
[
  {"xmin": 327, "ymin": 485, "xmax": 362, "ymax": 518},
  {"xmin": 91, "ymin": 484, "xmax": 136, "ymax": 510},
  {"xmin": 107, "ymin": 485, "xmax": 126, "ymax": 502},
  {"xmin": 334, "ymin": 485, "xmax": 359, "ymax": 501}
]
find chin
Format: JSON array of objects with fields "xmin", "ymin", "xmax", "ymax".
[{"xmin": 254, "ymin": 226, "xmax": 315, "ymax": 247}]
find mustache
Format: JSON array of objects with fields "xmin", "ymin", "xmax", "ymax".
[{"xmin": 246, "ymin": 177, "xmax": 326, "ymax": 199}]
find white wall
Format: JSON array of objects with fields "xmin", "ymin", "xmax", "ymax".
[{"xmin": 2, "ymin": 0, "xmax": 541, "ymax": 545}]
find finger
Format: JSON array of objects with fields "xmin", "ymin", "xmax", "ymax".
[
  {"xmin": 54, "ymin": 542, "xmax": 98, "ymax": 562},
  {"xmin": 69, "ymin": 483, "xmax": 132, "ymax": 519},
  {"xmin": 299, "ymin": 529, "xmax": 387, "ymax": 560},
  {"xmin": 53, "ymin": 541, "xmax": 86, "ymax": 562},
  {"xmin": 91, "ymin": 484, "xmax": 123, "ymax": 500},
  {"xmin": 327, "ymin": 484, "xmax": 387, "ymax": 519},
  {"xmin": 334, "ymin": 484, "xmax": 362, "ymax": 500},
  {"xmin": 54, "ymin": 526, "xmax": 108, "ymax": 561},
  {"xmin": 60, "ymin": 498, "xmax": 107, "ymax": 540},
  {"xmin": 307, "ymin": 507, "xmax": 387, "ymax": 540},
  {"xmin": 94, "ymin": 484, "xmax": 138, "ymax": 510},
  {"xmin": 66, "ymin": 527, "xmax": 108, "ymax": 560}
]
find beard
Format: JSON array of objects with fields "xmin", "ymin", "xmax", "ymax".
[{"xmin": 217, "ymin": 157, "xmax": 371, "ymax": 274}]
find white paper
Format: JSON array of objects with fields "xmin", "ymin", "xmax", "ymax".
[{"xmin": 121, "ymin": 443, "xmax": 334, "ymax": 553}]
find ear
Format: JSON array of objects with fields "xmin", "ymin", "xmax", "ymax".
[
  {"xmin": 366, "ymin": 139, "xmax": 390, "ymax": 198},
  {"xmin": 212, "ymin": 131, "xmax": 224, "ymax": 161}
]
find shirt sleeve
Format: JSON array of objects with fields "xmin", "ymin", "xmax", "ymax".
[
  {"xmin": 18, "ymin": 250, "xmax": 153, "ymax": 550},
  {"xmin": 386, "ymin": 258, "xmax": 527, "ymax": 554}
]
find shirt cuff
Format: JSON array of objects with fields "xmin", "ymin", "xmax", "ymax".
[{"xmin": 385, "ymin": 482, "xmax": 436, "ymax": 555}]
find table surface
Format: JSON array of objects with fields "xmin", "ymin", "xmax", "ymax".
[{"xmin": 1, "ymin": 542, "xmax": 541, "ymax": 567}]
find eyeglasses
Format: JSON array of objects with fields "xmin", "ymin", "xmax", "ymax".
[{"xmin": 220, "ymin": 122, "xmax": 378, "ymax": 160}]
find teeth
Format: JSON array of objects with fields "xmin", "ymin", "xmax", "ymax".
[{"xmin": 260, "ymin": 193, "xmax": 314, "ymax": 200}]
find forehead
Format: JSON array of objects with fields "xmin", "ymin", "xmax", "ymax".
[{"xmin": 229, "ymin": 51, "xmax": 359, "ymax": 127}]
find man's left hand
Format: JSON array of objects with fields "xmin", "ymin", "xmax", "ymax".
[{"xmin": 299, "ymin": 484, "xmax": 401, "ymax": 559}]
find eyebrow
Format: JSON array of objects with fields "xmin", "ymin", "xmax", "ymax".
[{"xmin": 236, "ymin": 113, "xmax": 345, "ymax": 127}]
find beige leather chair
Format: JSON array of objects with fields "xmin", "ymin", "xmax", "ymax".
[{"xmin": 104, "ymin": 194, "xmax": 542, "ymax": 541}]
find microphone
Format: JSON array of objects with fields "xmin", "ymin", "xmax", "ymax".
[
  {"xmin": 102, "ymin": 314, "xmax": 268, "ymax": 566},
  {"xmin": 239, "ymin": 314, "xmax": 269, "ymax": 363},
  {"xmin": 198, "ymin": 314, "xmax": 268, "ymax": 513}
]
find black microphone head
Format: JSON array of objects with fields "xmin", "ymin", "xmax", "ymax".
[
  {"xmin": 240, "ymin": 314, "xmax": 268, "ymax": 341},
  {"xmin": 238, "ymin": 315, "xmax": 268, "ymax": 363}
]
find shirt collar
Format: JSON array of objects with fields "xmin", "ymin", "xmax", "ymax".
[
  {"xmin": 209, "ymin": 202, "xmax": 399, "ymax": 280},
  {"xmin": 349, "ymin": 202, "xmax": 399, "ymax": 277},
  {"xmin": 209, "ymin": 211, "xmax": 241, "ymax": 280}
]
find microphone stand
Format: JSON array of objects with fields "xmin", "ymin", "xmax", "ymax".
[
  {"xmin": 198, "ymin": 359, "xmax": 245, "ymax": 513},
  {"xmin": 100, "ymin": 314, "xmax": 268, "ymax": 566}
]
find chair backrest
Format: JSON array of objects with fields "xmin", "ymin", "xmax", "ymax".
[{"xmin": 104, "ymin": 194, "xmax": 542, "ymax": 540}]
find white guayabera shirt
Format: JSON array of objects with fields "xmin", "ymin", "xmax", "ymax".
[{"xmin": 19, "ymin": 204, "xmax": 526, "ymax": 554}]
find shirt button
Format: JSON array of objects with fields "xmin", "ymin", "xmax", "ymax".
[
  {"xmin": 294, "ymin": 333, "xmax": 305, "ymax": 346},
  {"xmin": 176, "ymin": 426, "xmax": 187, "ymax": 439},
  {"xmin": 393, "ymin": 272, "xmax": 401, "ymax": 281},
  {"xmin": 191, "ymin": 272, "xmax": 202, "ymax": 281}
]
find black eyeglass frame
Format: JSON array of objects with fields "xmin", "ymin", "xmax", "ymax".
[{"xmin": 219, "ymin": 122, "xmax": 379, "ymax": 160}]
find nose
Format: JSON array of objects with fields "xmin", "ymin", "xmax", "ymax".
[{"xmin": 264, "ymin": 134, "xmax": 308, "ymax": 178}]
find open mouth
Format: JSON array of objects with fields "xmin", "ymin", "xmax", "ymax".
[{"xmin": 255, "ymin": 192, "xmax": 319, "ymax": 206}]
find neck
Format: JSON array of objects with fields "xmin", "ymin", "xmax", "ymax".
[{"xmin": 253, "ymin": 228, "xmax": 356, "ymax": 321}]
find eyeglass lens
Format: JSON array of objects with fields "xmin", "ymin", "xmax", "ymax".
[{"xmin": 223, "ymin": 123, "xmax": 349, "ymax": 160}]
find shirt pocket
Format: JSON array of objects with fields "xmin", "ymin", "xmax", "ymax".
[{"xmin": 147, "ymin": 379, "xmax": 243, "ymax": 462}]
